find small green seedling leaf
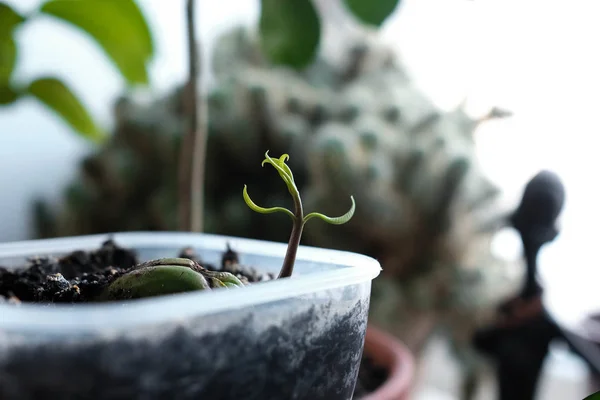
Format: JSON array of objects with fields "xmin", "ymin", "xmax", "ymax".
[
  {"xmin": 27, "ymin": 77, "xmax": 106, "ymax": 143},
  {"xmin": 243, "ymin": 185, "xmax": 295, "ymax": 220},
  {"xmin": 303, "ymin": 196, "xmax": 356, "ymax": 224},
  {"xmin": 259, "ymin": 0, "xmax": 321, "ymax": 68},
  {"xmin": 40, "ymin": 0, "xmax": 154, "ymax": 85},
  {"xmin": 344, "ymin": 0, "xmax": 400, "ymax": 27},
  {"xmin": 244, "ymin": 150, "xmax": 355, "ymax": 278},
  {"xmin": 102, "ymin": 265, "xmax": 211, "ymax": 301},
  {"xmin": 261, "ymin": 151, "xmax": 294, "ymax": 188}
]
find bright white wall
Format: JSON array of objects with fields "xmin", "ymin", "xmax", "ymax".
[{"xmin": 1, "ymin": 0, "xmax": 599, "ymax": 308}]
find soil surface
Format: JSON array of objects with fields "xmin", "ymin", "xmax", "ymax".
[{"xmin": 0, "ymin": 239, "xmax": 274, "ymax": 304}]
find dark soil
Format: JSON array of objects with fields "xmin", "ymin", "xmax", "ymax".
[
  {"xmin": 0, "ymin": 239, "xmax": 275, "ymax": 304},
  {"xmin": 352, "ymin": 354, "xmax": 389, "ymax": 399},
  {"xmin": 0, "ymin": 238, "xmax": 384, "ymax": 399}
]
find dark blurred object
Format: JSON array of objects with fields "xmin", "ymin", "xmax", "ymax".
[
  {"xmin": 472, "ymin": 170, "xmax": 565, "ymax": 400},
  {"xmin": 510, "ymin": 170, "xmax": 565, "ymax": 299}
]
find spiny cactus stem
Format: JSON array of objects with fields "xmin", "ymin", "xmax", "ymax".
[
  {"xmin": 278, "ymin": 197, "xmax": 304, "ymax": 279},
  {"xmin": 178, "ymin": 0, "xmax": 206, "ymax": 233}
]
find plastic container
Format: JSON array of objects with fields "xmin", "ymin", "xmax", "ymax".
[{"xmin": 0, "ymin": 232, "xmax": 380, "ymax": 400}]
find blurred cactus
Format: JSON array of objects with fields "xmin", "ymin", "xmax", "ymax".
[{"xmin": 35, "ymin": 25, "xmax": 520, "ymax": 376}]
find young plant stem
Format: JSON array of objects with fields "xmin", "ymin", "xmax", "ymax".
[
  {"xmin": 278, "ymin": 196, "xmax": 304, "ymax": 279},
  {"xmin": 243, "ymin": 152, "xmax": 355, "ymax": 279},
  {"xmin": 178, "ymin": 0, "xmax": 206, "ymax": 232}
]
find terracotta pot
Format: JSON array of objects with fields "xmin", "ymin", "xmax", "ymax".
[{"xmin": 360, "ymin": 325, "xmax": 415, "ymax": 400}]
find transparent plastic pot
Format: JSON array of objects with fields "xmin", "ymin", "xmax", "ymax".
[{"xmin": 0, "ymin": 232, "xmax": 381, "ymax": 400}]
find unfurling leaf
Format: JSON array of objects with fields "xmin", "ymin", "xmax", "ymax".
[
  {"xmin": 303, "ymin": 196, "xmax": 356, "ymax": 225},
  {"xmin": 261, "ymin": 151, "xmax": 301, "ymax": 199},
  {"xmin": 344, "ymin": 0, "xmax": 400, "ymax": 27},
  {"xmin": 243, "ymin": 185, "xmax": 295, "ymax": 220},
  {"xmin": 261, "ymin": 151, "xmax": 293, "ymax": 185},
  {"xmin": 40, "ymin": 0, "xmax": 154, "ymax": 85},
  {"xmin": 259, "ymin": 0, "xmax": 321, "ymax": 68},
  {"xmin": 27, "ymin": 77, "xmax": 106, "ymax": 143}
]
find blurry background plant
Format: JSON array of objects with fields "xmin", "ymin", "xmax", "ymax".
[{"xmin": 0, "ymin": 0, "xmax": 154, "ymax": 143}]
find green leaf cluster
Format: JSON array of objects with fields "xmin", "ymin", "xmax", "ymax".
[
  {"xmin": 258, "ymin": 0, "xmax": 401, "ymax": 68},
  {"xmin": 244, "ymin": 151, "xmax": 355, "ymax": 227},
  {"xmin": 0, "ymin": 0, "xmax": 154, "ymax": 143}
]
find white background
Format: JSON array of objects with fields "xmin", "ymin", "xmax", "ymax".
[{"xmin": 1, "ymin": 0, "xmax": 599, "ymax": 320}]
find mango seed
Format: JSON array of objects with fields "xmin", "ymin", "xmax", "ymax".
[{"xmin": 101, "ymin": 265, "xmax": 210, "ymax": 301}]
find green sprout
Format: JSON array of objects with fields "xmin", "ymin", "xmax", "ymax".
[{"xmin": 243, "ymin": 151, "xmax": 355, "ymax": 278}]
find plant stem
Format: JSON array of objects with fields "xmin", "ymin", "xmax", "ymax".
[
  {"xmin": 178, "ymin": 0, "xmax": 206, "ymax": 232},
  {"xmin": 278, "ymin": 195, "xmax": 304, "ymax": 278}
]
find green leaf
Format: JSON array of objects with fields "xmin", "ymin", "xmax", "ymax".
[
  {"xmin": 27, "ymin": 77, "xmax": 106, "ymax": 143},
  {"xmin": 0, "ymin": 2, "xmax": 24, "ymax": 84},
  {"xmin": 243, "ymin": 185, "xmax": 295, "ymax": 220},
  {"xmin": 276, "ymin": 154, "xmax": 295, "ymax": 182},
  {"xmin": 0, "ymin": 83, "xmax": 20, "ymax": 105},
  {"xmin": 40, "ymin": 0, "xmax": 154, "ymax": 85},
  {"xmin": 344, "ymin": 0, "xmax": 400, "ymax": 27},
  {"xmin": 259, "ymin": 0, "xmax": 321, "ymax": 68},
  {"xmin": 261, "ymin": 151, "xmax": 301, "ymax": 199},
  {"xmin": 262, "ymin": 151, "xmax": 293, "ymax": 185},
  {"xmin": 303, "ymin": 196, "xmax": 356, "ymax": 225},
  {"xmin": 0, "ymin": 2, "xmax": 25, "ymax": 37},
  {"xmin": 0, "ymin": 36, "xmax": 16, "ymax": 83}
]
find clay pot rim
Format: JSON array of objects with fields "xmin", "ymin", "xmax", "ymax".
[{"xmin": 360, "ymin": 325, "xmax": 415, "ymax": 400}]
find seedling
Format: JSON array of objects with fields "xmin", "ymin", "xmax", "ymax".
[
  {"xmin": 243, "ymin": 151, "xmax": 355, "ymax": 278},
  {"xmin": 99, "ymin": 150, "xmax": 353, "ymax": 300}
]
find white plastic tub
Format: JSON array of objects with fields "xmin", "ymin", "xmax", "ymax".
[{"xmin": 0, "ymin": 232, "xmax": 381, "ymax": 400}]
